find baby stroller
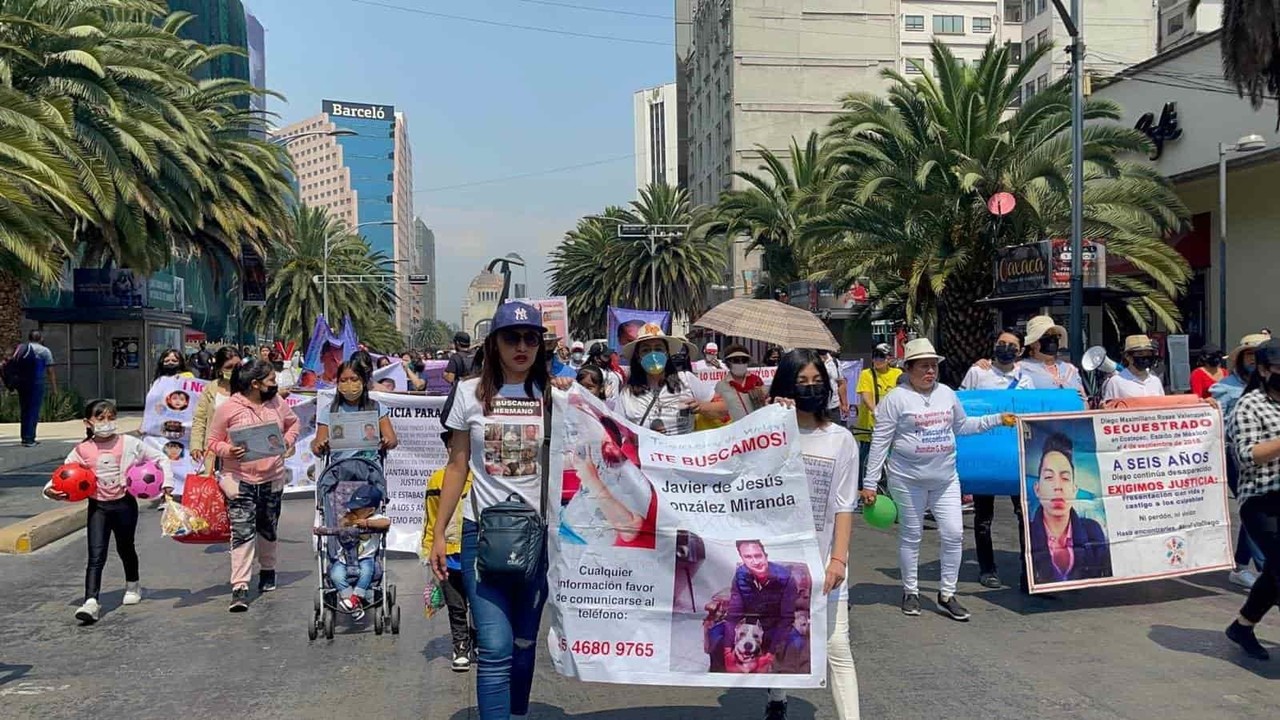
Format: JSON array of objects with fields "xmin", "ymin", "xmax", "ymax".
[{"xmin": 307, "ymin": 457, "xmax": 401, "ymax": 640}]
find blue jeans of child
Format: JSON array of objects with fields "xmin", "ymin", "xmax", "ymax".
[
  {"xmin": 461, "ymin": 520, "xmax": 548, "ymax": 720},
  {"xmin": 329, "ymin": 557, "xmax": 376, "ymax": 599}
]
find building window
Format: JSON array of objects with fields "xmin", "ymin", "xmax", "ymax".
[
  {"xmin": 1025, "ymin": 37, "xmax": 1036, "ymax": 57},
  {"xmin": 1024, "ymin": 0, "xmax": 1035, "ymax": 21},
  {"xmin": 905, "ymin": 57, "xmax": 925, "ymax": 74},
  {"xmin": 1025, "ymin": 81, "xmax": 1036, "ymax": 100},
  {"xmin": 973, "ymin": 17, "xmax": 992, "ymax": 33},
  {"xmin": 1167, "ymin": 12, "xmax": 1184, "ymax": 34},
  {"xmin": 933, "ymin": 15, "xmax": 964, "ymax": 34},
  {"xmin": 1005, "ymin": 2, "xmax": 1023, "ymax": 23},
  {"xmin": 1010, "ymin": 86, "xmax": 1023, "ymax": 108},
  {"xmin": 1036, "ymin": 73, "xmax": 1048, "ymax": 92},
  {"xmin": 1037, "ymin": 29, "xmax": 1049, "ymax": 48},
  {"xmin": 1007, "ymin": 41, "xmax": 1022, "ymax": 65},
  {"xmin": 649, "ymin": 100, "xmax": 666, "ymax": 186},
  {"xmin": 904, "ymin": 15, "xmax": 924, "ymax": 31},
  {"xmin": 1037, "ymin": 0, "xmax": 1047, "ymax": 11}
]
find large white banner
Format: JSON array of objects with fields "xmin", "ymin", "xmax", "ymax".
[
  {"xmin": 143, "ymin": 377, "xmax": 317, "ymax": 494},
  {"xmin": 548, "ymin": 387, "xmax": 826, "ymax": 688},
  {"xmin": 1019, "ymin": 405, "xmax": 1233, "ymax": 593}
]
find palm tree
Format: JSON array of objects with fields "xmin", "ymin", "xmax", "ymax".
[
  {"xmin": 411, "ymin": 319, "xmax": 456, "ymax": 350},
  {"xmin": 0, "ymin": 0, "xmax": 294, "ymax": 350},
  {"xmin": 614, "ymin": 183, "xmax": 726, "ymax": 323},
  {"xmin": 548, "ymin": 208, "xmax": 626, "ymax": 339},
  {"xmin": 1189, "ymin": 1, "xmax": 1280, "ymax": 121},
  {"xmin": 256, "ymin": 205, "xmax": 397, "ymax": 348},
  {"xmin": 810, "ymin": 40, "xmax": 1191, "ymax": 378},
  {"xmin": 711, "ymin": 132, "xmax": 836, "ymax": 296}
]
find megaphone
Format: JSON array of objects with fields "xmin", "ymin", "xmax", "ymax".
[{"xmin": 1082, "ymin": 346, "xmax": 1118, "ymax": 374}]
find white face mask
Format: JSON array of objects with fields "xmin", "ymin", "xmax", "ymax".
[
  {"xmin": 92, "ymin": 421, "xmax": 117, "ymax": 438},
  {"xmin": 728, "ymin": 362, "xmax": 749, "ymax": 378}
]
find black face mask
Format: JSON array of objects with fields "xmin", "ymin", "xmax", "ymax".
[
  {"xmin": 993, "ymin": 344, "xmax": 1020, "ymax": 364},
  {"xmin": 1131, "ymin": 356, "xmax": 1155, "ymax": 371},
  {"xmin": 258, "ymin": 384, "xmax": 279, "ymax": 401},
  {"xmin": 159, "ymin": 363, "xmax": 180, "ymax": 376},
  {"xmin": 1267, "ymin": 374, "xmax": 1280, "ymax": 394},
  {"xmin": 1038, "ymin": 338, "xmax": 1060, "ymax": 357},
  {"xmin": 794, "ymin": 384, "xmax": 827, "ymax": 413}
]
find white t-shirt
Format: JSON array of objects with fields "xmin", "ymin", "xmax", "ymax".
[
  {"xmin": 863, "ymin": 383, "xmax": 1001, "ymax": 489},
  {"xmin": 797, "ymin": 423, "xmax": 860, "ymax": 599},
  {"xmin": 445, "ymin": 378, "xmax": 545, "ymax": 522},
  {"xmin": 616, "ymin": 371, "xmax": 714, "ymax": 435},
  {"xmin": 1020, "ymin": 358, "xmax": 1085, "ymax": 393},
  {"xmin": 960, "ymin": 363, "xmax": 1034, "ymax": 391},
  {"xmin": 823, "ymin": 356, "xmax": 842, "ymax": 410},
  {"xmin": 1102, "ymin": 368, "xmax": 1165, "ymax": 401}
]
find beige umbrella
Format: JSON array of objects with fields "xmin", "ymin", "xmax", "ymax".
[{"xmin": 693, "ymin": 298, "xmax": 839, "ymax": 352}]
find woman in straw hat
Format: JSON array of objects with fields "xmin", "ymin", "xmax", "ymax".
[
  {"xmin": 972, "ymin": 315, "xmax": 1085, "ymax": 400},
  {"xmin": 618, "ymin": 323, "xmax": 724, "ymax": 435},
  {"xmin": 1101, "ymin": 335, "xmax": 1165, "ymax": 403},
  {"xmin": 862, "ymin": 339, "xmax": 1014, "ymax": 622},
  {"xmin": 1211, "ymin": 333, "xmax": 1271, "ymax": 590}
]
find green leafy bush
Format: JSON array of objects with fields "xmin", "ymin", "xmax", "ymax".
[{"xmin": 0, "ymin": 387, "xmax": 85, "ymax": 423}]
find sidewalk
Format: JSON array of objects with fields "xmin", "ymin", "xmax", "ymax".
[{"xmin": 0, "ymin": 413, "xmax": 142, "ymax": 474}]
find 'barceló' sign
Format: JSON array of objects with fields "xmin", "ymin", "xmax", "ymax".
[{"xmin": 322, "ymin": 99, "xmax": 394, "ymax": 121}]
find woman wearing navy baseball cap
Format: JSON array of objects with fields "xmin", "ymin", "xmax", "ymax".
[{"xmin": 429, "ymin": 301, "xmax": 572, "ymax": 719}]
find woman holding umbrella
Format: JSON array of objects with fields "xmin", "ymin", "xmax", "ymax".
[{"xmin": 618, "ymin": 324, "xmax": 724, "ymax": 435}]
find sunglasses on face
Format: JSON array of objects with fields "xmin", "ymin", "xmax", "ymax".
[{"xmin": 499, "ymin": 329, "xmax": 542, "ymax": 347}]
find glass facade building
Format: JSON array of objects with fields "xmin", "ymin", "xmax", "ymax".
[{"xmin": 322, "ymin": 100, "xmax": 396, "ymax": 259}]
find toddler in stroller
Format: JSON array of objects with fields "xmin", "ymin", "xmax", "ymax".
[
  {"xmin": 309, "ymin": 457, "xmax": 400, "ymax": 639},
  {"xmin": 330, "ymin": 485, "xmax": 389, "ymax": 619}
]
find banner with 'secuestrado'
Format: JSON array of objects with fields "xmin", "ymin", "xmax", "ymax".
[
  {"xmin": 547, "ymin": 387, "xmax": 826, "ymax": 688},
  {"xmin": 1018, "ymin": 405, "xmax": 1233, "ymax": 594}
]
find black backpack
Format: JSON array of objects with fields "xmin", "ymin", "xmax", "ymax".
[{"xmin": 1, "ymin": 344, "xmax": 31, "ymax": 390}]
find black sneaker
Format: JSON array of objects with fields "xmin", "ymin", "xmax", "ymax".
[
  {"xmin": 258, "ymin": 570, "xmax": 277, "ymax": 593},
  {"xmin": 1226, "ymin": 621, "xmax": 1270, "ymax": 660},
  {"xmin": 451, "ymin": 643, "xmax": 472, "ymax": 672},
  {"xmin": 901, "ymin": 593, "xmax": 921, "ymax": 616},
  {"xmin": 229, "ymin": 587, "xmax": 249, "ymax": 613},
  {"xmin": 937, "ymin": 593, "xmax": 971, "ymax": 622},
  {"xmin": 764, "ymin": 700, "xmax": 788, "ymax": 720},
  {"xmin": 979, "ymin": 572, "xmax": 1001, "ymax": 589}
]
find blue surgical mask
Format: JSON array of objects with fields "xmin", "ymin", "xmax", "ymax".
[{"xmin": 641, "ymin": 351, "xmax": 668, "ymax": 375}]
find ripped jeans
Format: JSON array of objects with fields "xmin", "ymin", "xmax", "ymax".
[{"xmin": 461, "ymin": 520, "xmax": 548, "ymax": 719}]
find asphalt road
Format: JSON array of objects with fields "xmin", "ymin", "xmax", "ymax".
[{"xmin": 0, "ymin": 496, "xmax": 1276, "ymax": 720}]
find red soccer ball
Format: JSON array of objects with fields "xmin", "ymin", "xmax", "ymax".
[{"xmin": 51, "ymin": 463, "xmax": 97, "ymax": 502}]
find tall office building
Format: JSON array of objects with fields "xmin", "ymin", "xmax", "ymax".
[
  {"xmin": 414, "ymin": 218, "xmax": 437, "ymax": 322},
  {"xmin": 277, "ymin": 100, "xmax": 416, "ymax": 334},
  {"xmin": 633, "ymin": 83, "xmax": 680, "ymax": 195},
  {"xmin": 1017, "ymin": 0, "xmax": 1158, "ymax": 93},
  {"xmin": 169, "ymin": 0, "xmax": 250, "ymax": 104},
  {"xmin": 245, "ymin": 6, "xmax": 266, "ymax": 121}
]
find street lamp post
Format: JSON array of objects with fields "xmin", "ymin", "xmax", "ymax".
[
  {"xmin": 1218, "ymin": 134, "xmax": 1267, "ymax": 352},
  {"xmin": 323, "ymin": 220, "xmax": 396, "ymax": 325},
  {"xmin": 617, "ymin": 224, "xmax": 690, "ymax": 310}
]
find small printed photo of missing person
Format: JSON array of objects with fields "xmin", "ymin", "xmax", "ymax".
[{"xmin": 667, "ymin": 532, "xmax": 812, "ymax": 675}]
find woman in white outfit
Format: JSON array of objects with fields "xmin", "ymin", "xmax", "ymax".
[{"xmin": 862, "ymin": 339, "xmax": 1013, "ymax": 621}]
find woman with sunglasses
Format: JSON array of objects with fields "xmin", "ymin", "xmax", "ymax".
[
  {"xmin": 429, "ymin": 301, "xmax": 572, "ymax": 720},
  {"xmin": 762, "ymin": 349, "xmax": 860, "ymax": 720}
]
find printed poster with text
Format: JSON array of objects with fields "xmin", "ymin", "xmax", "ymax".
[
  {"xmin": 1019, "ymin": 406, "xmax": 1232, "ymax": 593},
  {"xmin": 548, "ymin": 387, "xmax": 826, "ymax": 688}
]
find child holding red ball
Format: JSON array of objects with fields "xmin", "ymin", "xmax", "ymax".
[{"xmin": 43, "ymin": 399, "xmax": 172, "ymax": 624}]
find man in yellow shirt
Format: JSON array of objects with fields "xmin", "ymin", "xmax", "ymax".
[{"xmin": 854, "ymin": 344, "xmax": 902, "ymax": 479}]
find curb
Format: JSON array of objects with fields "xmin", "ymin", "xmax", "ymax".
[{"xmin": 0, "ymin": 503, "xmax": 88, "ymax": 554}]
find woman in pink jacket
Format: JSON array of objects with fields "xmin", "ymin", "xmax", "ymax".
[{"xmin": 207, "ymin": 358, "xmax": 300, "ymax": 612}]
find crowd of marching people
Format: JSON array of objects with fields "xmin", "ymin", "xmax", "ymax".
[{"xmin": 29, "ymin": 300, "xmax": 1280, "ymax": 720}]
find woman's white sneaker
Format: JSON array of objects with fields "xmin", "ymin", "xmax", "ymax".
[
  {"xmin": 75, "ymin": 598, "xmax": 100, "ymax": 624},
  {"xmin": 122, "ymin": 582, "xmax": 142, "ymax": 605},
  {"xmin": 1229, "ymin": 567, "xmax": 1258, "ymax": 589}
]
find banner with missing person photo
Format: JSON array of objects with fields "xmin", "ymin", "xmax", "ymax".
[
  {"xmin": 1018, "ymin": 405, "xmax": 1234, "ymax": 594},
  {"xmin": 547, "ymin": 386, "xmax": 827, "ymax": 688}
]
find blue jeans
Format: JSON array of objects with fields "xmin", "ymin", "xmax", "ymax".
[
  {"xmin": 329, "ymin": 557, "xmax": 376, "ymax": 599},
  {"xmin": 461, "ymin": 520, "xmax": 548, "ymax": 720},
  {"xmin": 17, "ymin": 382, "xmax": 43, "ymax": 444}
]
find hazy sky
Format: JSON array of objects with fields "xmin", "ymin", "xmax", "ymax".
[{"xmin": 247, "ymin": 0, "xmax": 673, "ymax": 327}]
